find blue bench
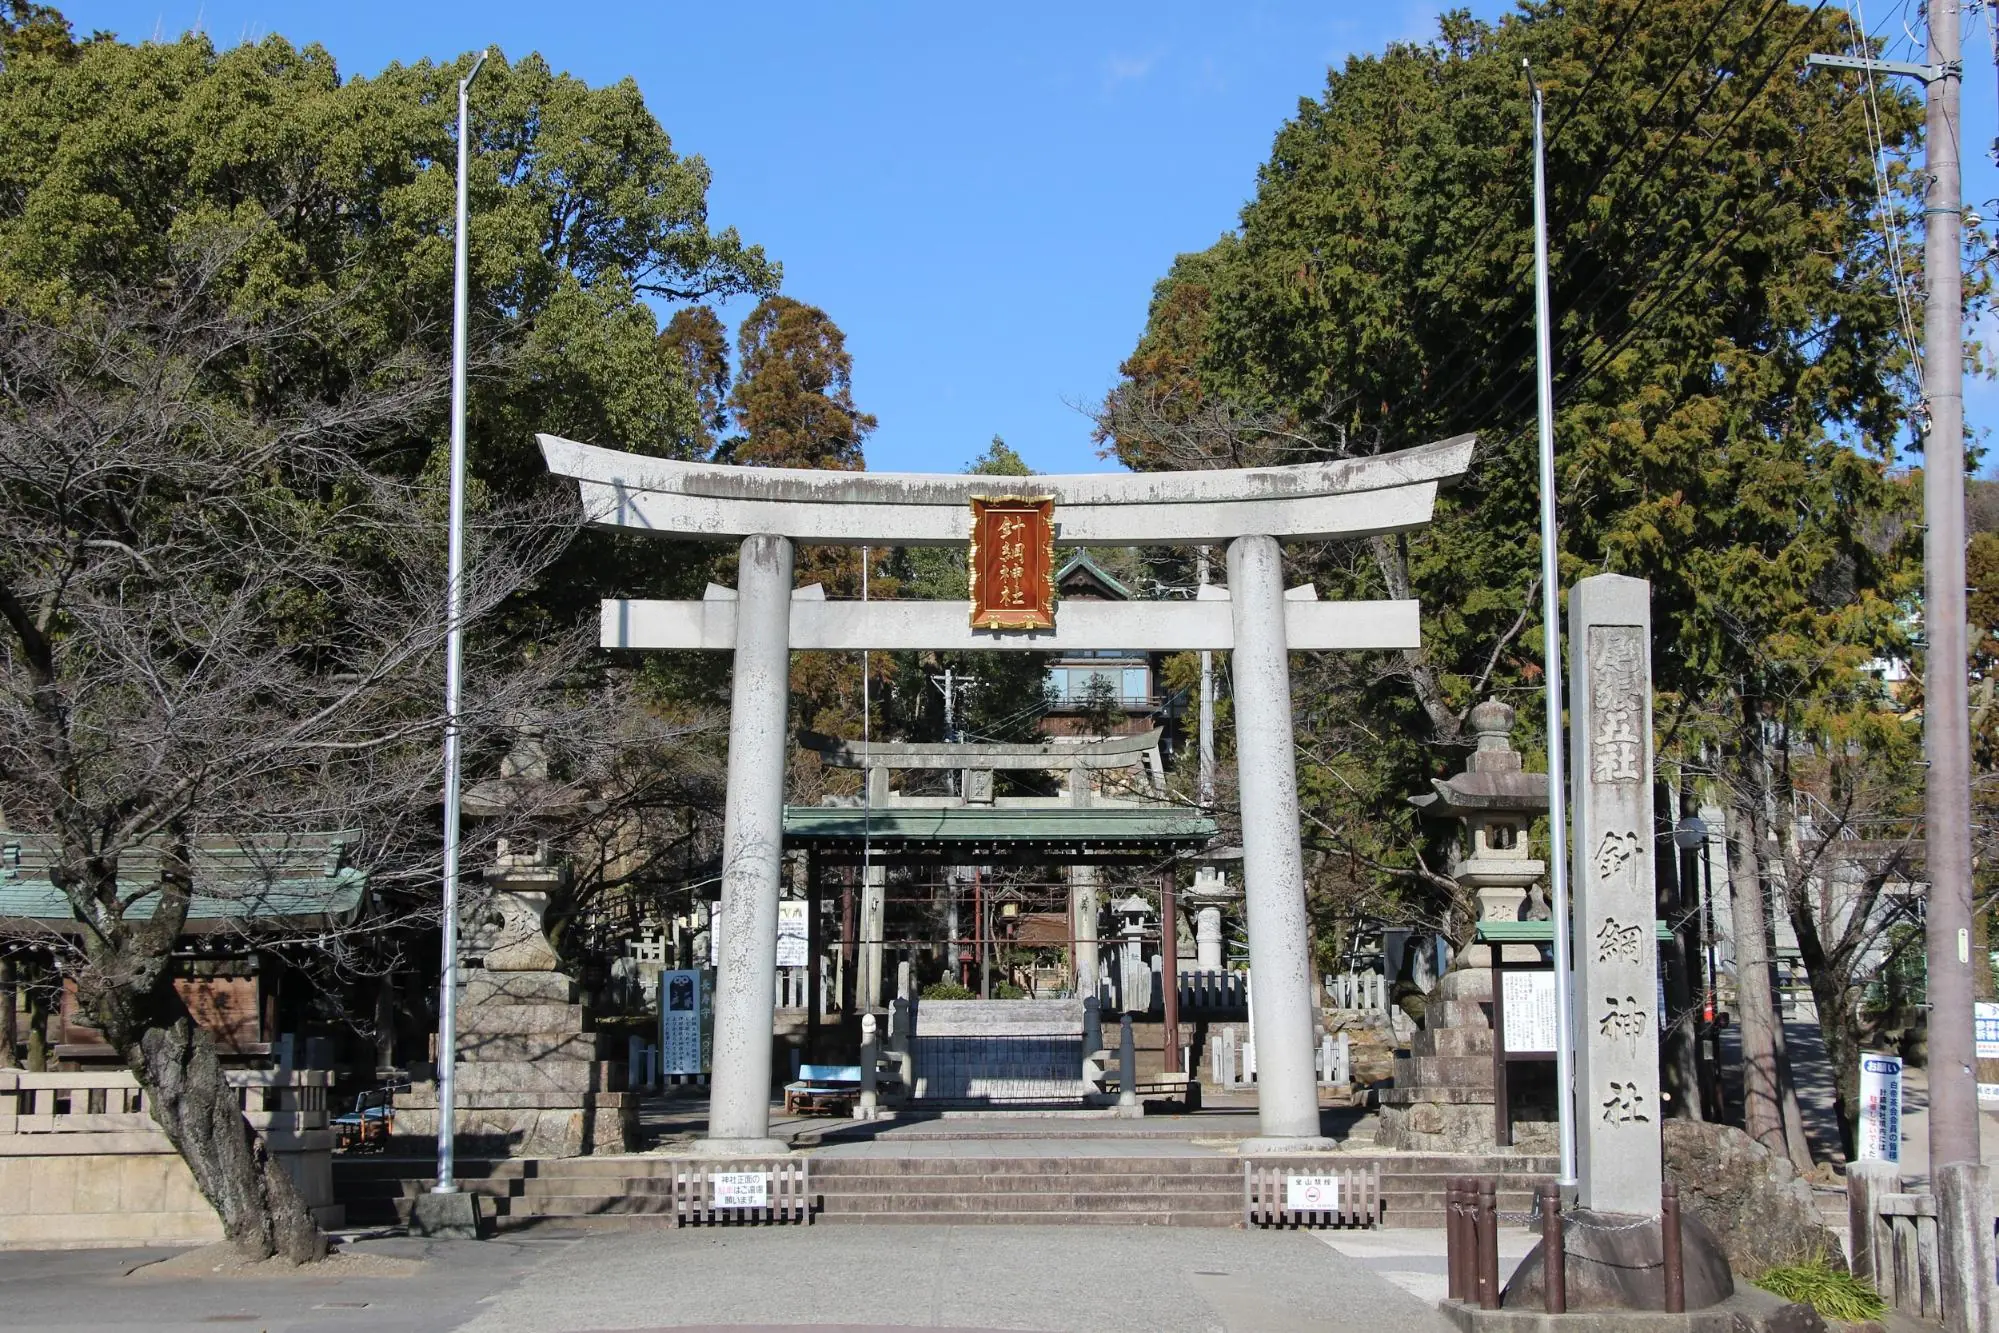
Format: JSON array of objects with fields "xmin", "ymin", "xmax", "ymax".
[{"xmin": 784, "ymin": 1064, "xmax": 863, "ymax": 1115}]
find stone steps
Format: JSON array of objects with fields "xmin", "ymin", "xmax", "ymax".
[{"xmin": 333, "ymin": 1151, "xmax": 1561, "ymax": 1231}]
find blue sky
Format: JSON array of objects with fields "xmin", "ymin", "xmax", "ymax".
[{"xmin": 57, "ymin": 1, "xmax": 1999, "ymax": 476}]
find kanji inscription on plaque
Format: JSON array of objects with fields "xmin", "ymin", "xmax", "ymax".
[
  {"xmin": 1588, "ymin": 625, "xmax": 1646, "ymax": 784},
  {"xmin": 968, "ymin": 496, "xmax": 1056, "ymax": 630}
]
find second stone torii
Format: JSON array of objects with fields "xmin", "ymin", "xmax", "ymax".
[{"xmin": 541, "ymin": 430, "xmax": 1476, "ymax": 1154}]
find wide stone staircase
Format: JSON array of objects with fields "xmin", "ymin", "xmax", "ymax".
[{"xmin": 333, "ymin": 1149, "xmax": 1557, "ymax": 1231}]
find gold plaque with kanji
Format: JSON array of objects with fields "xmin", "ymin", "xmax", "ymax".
[{"xmin": 967, "ymin": 496, "xmax": 1055, "ymax": 630}]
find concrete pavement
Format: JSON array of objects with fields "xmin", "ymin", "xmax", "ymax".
[{"xmin": 0, "ymin": 1225, "xmax": 1453, "ymax": 1333}]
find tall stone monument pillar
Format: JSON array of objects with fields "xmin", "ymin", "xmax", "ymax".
[
  {"xmin": 1229, "ymin": 535, "xmax": 1333, "ymax": 1149},
  {"xmin": 1070, "ymin": 865, "xmax": 1100, "ymax": 998},
  {"xmin": 1566, "ymin": 574, "xmax": 1662, "ymax": 1215},
  {"xmin": 857, "ymin": 865, "xmax": 886, "ymax": 1012},
  {"xmin": 704, "ymin": 533, "xmax": 794, "ymax": 1153}
]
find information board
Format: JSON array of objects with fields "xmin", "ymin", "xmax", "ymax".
[
  {"xmin": 712, "ymin": 1171, "xmax": 770, "ymax": 1209},
  {"xmin": 1501, "ymin": 969, "xmax": 1560, "ymax": 1054},
  {"xmin": 1286, "ymin": 1174, "xmax": 1342, "ymax": 1212},
  {"xmin": 659, "ymin": 969, "xmax": 712, "ymax": 1076},
  {"xmin": 1857, "ymin": 1053, "xmax": 1902, "ymax": 1163},
  {"xmin": 776, "ymin": 900, "xmax": 809, "ymax": 969},
  {"xmin": 1976, "ymin": 1001, "xmax": 1999, "ymax": 1061}
]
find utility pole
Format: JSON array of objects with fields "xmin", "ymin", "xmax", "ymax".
[
  {"xmin": 1197, "ymin": 547, "xmax": 1217, "ymax": 808},
  {"xmin": 1525, "ymin": 61, "xmax": 1578, "ymax": 1195},
  {"xmin": 1809, "ymin": 10, "xmax": 1993, "ymax": 1324},
  {"xmin": 424, "ymin": 45, "xmax": 489, "ymax": 1228}
]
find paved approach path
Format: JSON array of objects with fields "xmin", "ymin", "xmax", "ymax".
[{"xmin": 0, "ymin": 1226, "xmax": 1449, "ymax": 1333}]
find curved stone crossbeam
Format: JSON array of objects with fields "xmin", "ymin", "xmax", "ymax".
[{"xmin": 540, "ymin": 432, "xmax": 1475, "ymax": 545}]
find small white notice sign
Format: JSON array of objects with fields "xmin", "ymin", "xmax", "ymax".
[
  {"xmin": 1286, "ymin": 1175, "xmax": 1341, "ymax": 1212},
  {"xmin": 1976, "ymin": 1001, "xmax": 1999, "ymax": 1061},
  {"xmin": 1501, "ymin": 970, "xmax": 1560, "ymax": 1053},
  {"xmin": 712, "ymin": 1171, "xmax": 770, "ymax": 1208},
  {"xmin": 1857, "ymin": 1054, "xmax": 1902, "ymax": 1163}
]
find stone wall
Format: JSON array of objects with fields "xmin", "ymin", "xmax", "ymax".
[{"xmin": 0, "ymin": 1068, "xmax": 341, "ymax": 1248}]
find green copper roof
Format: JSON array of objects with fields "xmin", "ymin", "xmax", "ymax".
[
  {"xmin": 0, "ymin": 832, "xmax": 368, "ymax": 933},
  {"xmin": 784, "ymin": 805, "xmax": 1215, "ymax": 865}
]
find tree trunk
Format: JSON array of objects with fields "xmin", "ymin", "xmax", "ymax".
[
  {"xmin": 1726, "ymin": 797, "xmax": 1788, "ymax": 1155},
  {"xmin": 125, "ymin": 1012, "xmax": 325, "ymax": 1263},
  {"xmin": 24, "ymin": 967, "xmax": 47, "ymax": 1072},
  {"xmin": 0, "ymin": 959, "xmax": 16, "ymax": 1069},
  {"xmin": 1656, "ymin": 779, "xmax": 1702, "ymax": 1119},
  {"xmin": 87, "ymin": 959, "xmax": 324, "ymax": 1263}
]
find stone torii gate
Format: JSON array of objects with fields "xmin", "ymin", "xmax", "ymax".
[{"xmin": 541, "ymin": 431, "xmax": 1475, "ymax": 1154}]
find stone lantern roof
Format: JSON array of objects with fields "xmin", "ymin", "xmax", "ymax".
[{"xmin": 1408, "ymin": 699, "xmax": 1549, "ymax": 819}]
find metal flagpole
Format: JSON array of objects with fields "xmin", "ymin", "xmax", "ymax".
[
  {"xmin": 1527, "ymin": 61, "xmax": 1578, "ymax": 1192},
  {"xmin": 434, "ymin": 46, "xmax": 490, "ymax": 1198}
]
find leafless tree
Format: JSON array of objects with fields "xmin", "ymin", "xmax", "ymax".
[{"xmin": 0, "ymin": 242, "xmax": 593, "ymax": 1261}]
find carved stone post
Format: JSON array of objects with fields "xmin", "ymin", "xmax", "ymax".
[{"xmin": 1566, "ymin": 574, "xmax": 1662, "ymax": 1214}]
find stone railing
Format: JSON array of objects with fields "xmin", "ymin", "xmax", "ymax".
[
  {"xmin": 0, "ymin": 1068, "xmax": 341, "ymax": 1248},
  {"xmin": 0, "ymin": 1068, "xmax": 330, "ymax": 1141}
]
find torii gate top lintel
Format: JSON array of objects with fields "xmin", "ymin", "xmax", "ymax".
[{"xmin": 539, "ymin": 431, "xmax": 1474, "ymax": 546}]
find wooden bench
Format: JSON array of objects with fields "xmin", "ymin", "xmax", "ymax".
[{"xmin": 784, "ymin": 1064, "xmax": 862, "ymax": 1115}]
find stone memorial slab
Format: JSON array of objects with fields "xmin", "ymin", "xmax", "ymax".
[{"xmin": 1566, "ymin": 573, "xmax": 1663, "ymax": 1217}]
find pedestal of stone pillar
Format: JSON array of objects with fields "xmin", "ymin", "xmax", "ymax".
[
  {"xmin": 1228, "ymin": 534, "xmax": 1333, "ymax": 1151},
  {"xmin": 1376, "ymin": 966, "xmax": 1557, "ymax": 1153},
  {"xmin": 702, "ymin": 533, "xmax": 794, "ymax": 1155},
  {"xmin": 398, "ymin": 970, "xmax": 635, "ymax": 1157},
  {"xmin": 1195, "ymin": 907, "xmax": 1224, "ymax": 973}
]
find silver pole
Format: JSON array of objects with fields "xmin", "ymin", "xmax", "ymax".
[
  {"xmin": 1527, "ymin": 63, "xmax": 1578, "ymax": 1191},
  {"xmin": 1197, "ymin": 546, "xmax": 1216, "ymax": 808},
  {"xmin": 434, "ymin": 45, "xmax": 490, "ymax": 1198}
]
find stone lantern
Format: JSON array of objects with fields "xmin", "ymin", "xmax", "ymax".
[
  {"xmin": 1379, "ymin": 698, "xmax": 1556, "ymax": 1153},
  {"xmin": 1110, "ymin": 895, "xmax": 1153, "ymax": 1013},
  {"xmin": 1185, "ymin": 865, "xmax": 1239, "ymax": 974},
  {"xmin": 1410, "ymin": 699, "xmax": 1549, "ymax": 967}
]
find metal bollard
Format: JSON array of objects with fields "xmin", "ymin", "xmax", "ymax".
[
  {"xmin": 1539, "ymin": 1182, "xmax": 1566, "ymax": 1313},
  {"xmin": 1446, "ymin": 1179, "xmax": 1466, "ymax": 1301},
  {"xmin": 1118, "ymin": 1013, "xmax": 1137, "ymax": 1108},
  {"xmin": 1662, "ymin": 1179, "xmax": 1685, "ymax": 1313},
  {"xmin": 1477, "ymin": 1179, "xmax": 1500, "ymax": 1310},
  {"xmin": 857, "ymin": 1013, "xmax": 879, "ymax": 1119}
]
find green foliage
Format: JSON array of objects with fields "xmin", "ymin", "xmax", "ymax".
[
  {"xmin": 1103, "ymin": 0, "xmax": 1966, "ymax": 941},
  {"xmin": 0, "ymin": 22, "xmax": 779, "ymax": 634},
  {"xmin": 1753, "ymin": 1257, "xmax": 1885, "ymax": 1322},
  {"xmin": 725, "ymin": 295, "xmax": 875, "ymax": 470},
  {"xmin": 920, "ymin": 980, "xmax": 974, "ymax": 1000}
]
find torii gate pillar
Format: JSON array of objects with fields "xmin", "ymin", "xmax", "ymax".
[
  {"xmin": 703, "ymin": 533, "xmax": 794, "ymax": 1154},
  {"xmin": 1230, "ymin": 535, "xmax": 1335, "ymax": 1149}
]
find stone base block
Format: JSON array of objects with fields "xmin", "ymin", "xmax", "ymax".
[
  {"xmin": 457, "ymin": 1003, "xmax": 584, "ymax": 1035},
  {"xmin": 1412, "ymin": 1026, "xmax": 1494, "ymax": 1057},
  {"xmin": 1377, "ymin": 1099, "xmax": 1556, "ymax": 1153},
  {"xmin": 454, "ymin": 1030, "xmax": 610, "ymax": 1063},
  {"xmin": 687, "ymin": 1136, "xmax": 792, "ymax": 1158},
  {"xmin": 1502, "ymin": 1209, "xmax": 1733, "ymax": 1312},
  {"xmin": 444, "ymin": 1059, "xmax": 625, "ymax": 1097},
  {"xmin": 1400, "ymin": 1054, "xmax": 1497, "ymax": 1087},
  {"xmin": 394, "ymin": 1097, "xmax": 635, "ymax": 1158},
  {"xmin": 408, "ymin": 1189, "xmax": 485, "ymax": 1239},
  {"xmin": 1428, "ymin": 999, "xmax": 1493, "ymax": 1029},
  {"xmin": 462, "ymin": 972, "xmax": 578, "ymax": 1006},
  {"xmin": 1238, "ymin": 1135, "xmax": 1340, "ymax": 1155},
  {"xmin": 1436, "ymin": 968, "xmax": 1495, "ymax": 1003}
]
